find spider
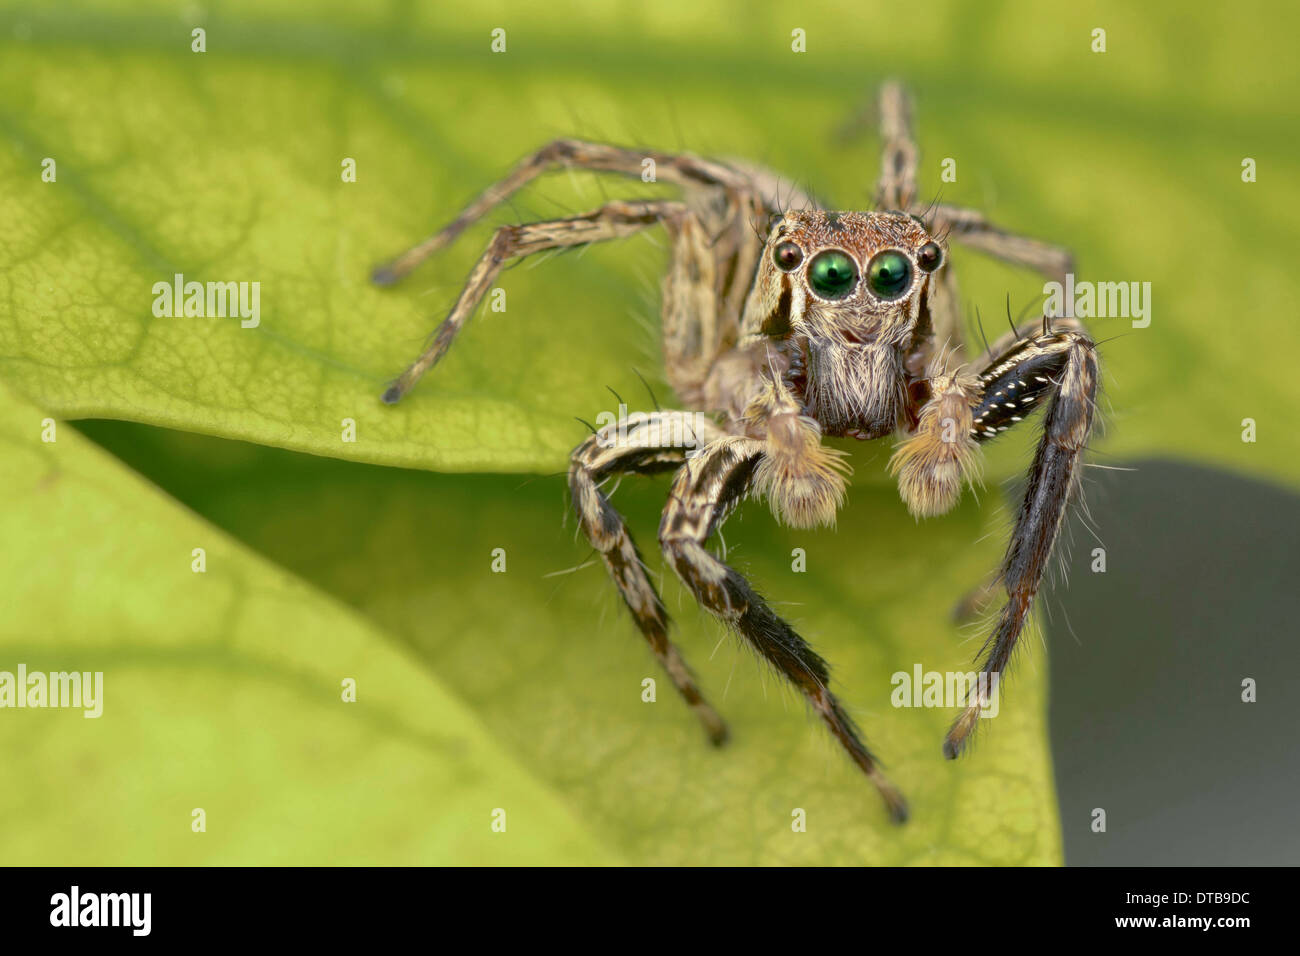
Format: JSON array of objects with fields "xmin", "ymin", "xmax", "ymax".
[{"xmin": 372, "ymin": 83, "xmax": 1098, "ymax": 823}]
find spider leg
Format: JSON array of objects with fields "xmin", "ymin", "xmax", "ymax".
[
  {"xmin": 660, "ymin": 197, "xmax": 773, "ymax": 409},
  {"xmin": 945, "ymin": 324, "xmax": 1099, "ymax": 757},
  {"xmin": 874, "ymin": 81, "xmax": 920, "ymax": 210},
  {"xmin": 570, "ymin": 410, "xmax": 729, "ymax": 745},
  {"xmin": 890, "ymin": 366, "xmax": 983, "ymax": 518},
  {"xmin": 722, "ymin": 158, "xmax": 820, "ymax": 213},
  {"xmin": 972, "ymin": 315, "xmax": 1089, "ymax": 367},
  {"xmin": 908, "ymin": 252, "xmax": 969, "ymax": 372},
  {"xmin": 941, "ymin": 315, "xmax": 1089, "ymax": 619},
  {"xmin": 373, "ymin": 139, "xmax": 755, "ymax": 286},
  {"xmin": 923, "ymin": 202, "xmax": 1074, "ymax": 286},
  {"xmin": 658, "ymin": 436, "xmax": 909, "ymax": 823},
  {"xmin": 380, "ymin": 199, "xmax": 684, "ymax": 403}
]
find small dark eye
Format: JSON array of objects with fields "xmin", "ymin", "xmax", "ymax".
[
  {"xmin": 917, "ymin": 241, "xmax": 943, "ymax": 273},
  {"xmin": 866, "ymin": 249, "xmax": 912, "ymax": 299},
  {"xmin": 807, "ymin": 250, "xmax": 859, "ymax": 299},
  {"xmin": 773, "ymin": 241, "xmax": 803, "ymax": 272}
]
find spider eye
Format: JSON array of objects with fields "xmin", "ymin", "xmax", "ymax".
[
  {"xmin": 917, "ymin": 241, "xmax": 943, "ymax": 273},
  {"xmin": 866, "ymin": 249, "xmax": 913, "ymax": 299},
  {"xmin": 807, "ymin": 249, "xmax": 858, "ymax": 299},
  {"xmin": 773, "ymin": 241, "xmax": 804, "ymax": 272}
]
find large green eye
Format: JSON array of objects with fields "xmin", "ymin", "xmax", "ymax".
[
  {"xmin": 807, "ymin": 250, "xmax": 859, "ymax": 299},
  {"xmin": 867, "ymin": 249, "xmax": 913, "ymax": 299}
]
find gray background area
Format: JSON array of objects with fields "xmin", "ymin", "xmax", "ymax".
[{"xmin": 1045, "ymin": 460, "xmax": 1298, "ymax": 865}]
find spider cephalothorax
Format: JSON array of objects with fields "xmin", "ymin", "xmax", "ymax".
[
  {"xmin": 372, "ymin": 84, "xmax": 1098, "ymax": 823},
  {"xmin": 741, "ymin": 209, "xmax": 946, "ymax": 441}
]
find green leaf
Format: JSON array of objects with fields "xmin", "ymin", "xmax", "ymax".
[
  {"xmin": 79, "ymin": 420, "xmax": 1064, "ymax": 865},
  {"xmin": 0, "ymin": 384, "xmax": 617, "ymax": 865}
]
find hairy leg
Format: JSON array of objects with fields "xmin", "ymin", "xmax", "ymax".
[
  {"xmin": 926, "ymin": 203, "xmax": 1074, "ymax": 286},
  {"xmin": 971, "ymin": 315, "xmax": 1088, "ymax": 368},
  {"xmin": 659, "ymin": 436, "xmax": 909, "ymax": 822},
  {"xmin": 380, "ymin": 199, "xmax": 683, "ymax": 403},
  {"xmin": 373, "ymin": 139, "xmax": 756, "ymax": 286},
  {"xmin": 659, "ymin": 197, "xmax": 772, "ymax": 407},
  {"xmin": 938, "ymin": 315, "xmax": 1091, "ymax": 623},
  {"xmin": 890, "ymin": 364, "xmax": 983, "ymax": 518},
  {"xmin": 723, "ymin": 158, "xmax": 820, "ymax": 214},
  {"xmin": 569, "ymin": 410, "xmax": 729, "ymax": 744},
  {"xmin": 945, "ymin": 325, "xmax": 1099, "ymax": 756},
  {"xmin": 874, "ymin": 81, "xmax": 919, "ymax": 210}
]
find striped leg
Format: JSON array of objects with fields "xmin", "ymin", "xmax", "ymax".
[
  {"xmin": 372, "ymin": 138, "xmax": 755, "ymax": 286},
  {"xmin": 926, "ymin": 203, "xmax": 1074, "ymax": 286},
  {"xmin": 971, "ymin": 316, "xmax": 1088, "ymax": 369},
  {"xmin": 380, "ymin": 199, "xmax": 683, "ymax": 403},
  {"xmin": 860, "ymin": 84, "xmax": 1072, "ymax": 286},
  {"xmin": 874, "ymin": 81, "xmax": 920, "ymax": 210},
  {"xmin": 659, "ymin": 437, "xmax": 909, "ymax": 822},
  {"xmin": 945, "ymin": 326, "xmax": 1100, "ymax": 757},
  {"xmin": 569, "ymin": 411, "xmax": 729, "ymax": 745}
]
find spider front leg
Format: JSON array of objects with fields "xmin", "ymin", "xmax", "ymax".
[
  {"xmin": 945, "ymin": 325, "xmax": 1100, "ymax": 757},
  {"xmin": 570, "ymin": 411, "xmax": 730, "ymax": 745},
  {"xmin": 372, "ymin": 139, "xmax": 753, "ymax": 286},
  {"xmin": 378, "ymin": 199, "xmax": 684, "ymax": 403},
  {"xmin": 870, "ymin": 84, "xmax": 1073, "ymax": 286},
  {"xmin": 659, "ymin": 432, "xmax": 909, "ymax": 823}
]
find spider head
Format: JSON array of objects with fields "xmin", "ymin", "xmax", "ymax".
[
  {"xmin": 761, "ymin": 209, "xmax": 943, "ymax": 340},
  {"xmin": 749, "ymin": 210, "xmax": 947, "ymax": 437}
]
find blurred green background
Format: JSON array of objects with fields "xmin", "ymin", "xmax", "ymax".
[{"xmin": 1, "ymin": 0, "xmax": 1296, "ymax": 865}]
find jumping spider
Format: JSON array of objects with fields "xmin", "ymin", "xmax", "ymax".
[{"xmin": 373, "ymin": 84, "xmax": 1098, "ymax": 823}]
